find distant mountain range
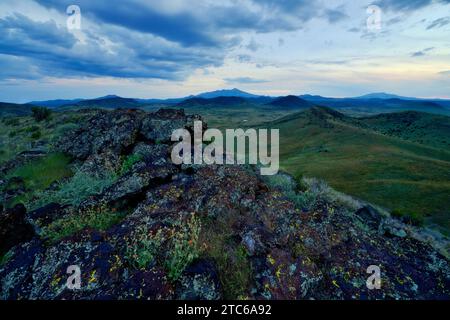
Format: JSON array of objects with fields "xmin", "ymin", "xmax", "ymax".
[
  {"xmin": 1, "ymin": 88, "xmax": 450, "ymax": 117},
  {"xmin": 26, "ymin": 88, "xmax": 450, "ymax": 107}
]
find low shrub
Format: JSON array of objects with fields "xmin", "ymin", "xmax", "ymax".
[
  {"xmin": 30, "ymin": 130, "xmax": 42, "ymax": 140},
  {"xmin": 199, "ymin": 213, "xmax": 252, "ymax": 299},
  {"xmin": 31, "ymin": 169, "xmax": 117, "ymax": 209},
  {"xmin": 41, "ymin": 203, "xmax": 125, "ymax": 243},
  {"xmin": 125, "ymin": 226, "xmax": 164, "ymax": 270},
  {"xmin": 391, "ymin": 209, "xmax": 424, "ymax": 227},
  {"xmin": 23, "ymin": 125, "xmax": 40, "ymax": 133},
  {"xmin": 3, "ymin": 117, "xmax": 20, "ymax": 126},
  {"xmin": 165, "ymin": 214, "xmax": 201, "ymax": 281},
  {"xmin": 264, "ymin": 173, "xmax": 317, "ymax": 211},
  {"xmin": 31, "ymin": 106, "xmax": 51, "ymax": 122}
]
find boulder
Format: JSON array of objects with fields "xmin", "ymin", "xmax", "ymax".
[{"xmin": 0, "ymin": 204, "xmax": 35, "ymax": 256}]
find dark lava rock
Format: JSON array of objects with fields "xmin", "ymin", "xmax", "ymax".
[
  {"xmin": 355, "ymin": 205, "xmax": 383, "ymax": 231},
  {"xmin": 27, "ymin": 203, "xmax": 70, "ymax": 230},
  {"xmin": 0, "ymin": 204, "xmax": 35, "ymax": 256},
  {"xmin": 176, "ymin": 259, "xmax": 222, "ymax": 300}
]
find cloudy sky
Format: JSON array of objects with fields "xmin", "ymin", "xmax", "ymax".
[{"xmin": 0, "ymin": 0, "xmax": 449, "ymax": 102}]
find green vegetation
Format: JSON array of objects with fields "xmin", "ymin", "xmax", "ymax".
[
  {"xmin": 31, "ymin": 106, "xmax": 52, "ymax": 122},
  {"xmin": 165, "ymin": 215, "xmax": 201, "ymax": 281},
  {"xmin": 125, "ymin": 226, "xmax": 164, "ymax": 270},
  {"xmin": 0, "ymin": 112, "xmax": 86, "ymax": 165},
  {"xmin": 124, "ymin": 214, "xmax": 201, "ymax": 281},
  {"xmin": 7, "ymin": 153, "xmax": 72, "ymax": 191},
  {"xmin": 41, "ymin": 203, "xmax": 125, "ymax": 243},
  {"xmin": 31, "ymin": 169, "xmax": 117, "ymax": 210},
  {"xmin": 4, "ymin": 153, "xmax": 73, "ymax": 208},
  {"xmin": 200, "ymin": 213, "xmax": 252, "ymax": 299},
  {"xmin": 0, "ymin": 250, "xmax": 14, "ymax": 267},
  {"xmin": 263, "ymin": 173, "xmax": 316, "ymax": 211},
  {"xmin": 391, "ymin": 209, "xmax": 425, "ymax": 227},
  {"xmin": 30, "ymin": 130, "xmax": 42, "ymax": 140},
  {"xmin": 119, "ymin": 153, "xmax": 143, "ymax": 175}
]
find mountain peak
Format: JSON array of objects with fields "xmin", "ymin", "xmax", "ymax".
[
  {"xmin": 196, "ymin": 88, "xmax": 260, "ymax": 99},
  {"xmin": 354, "ymin": 92, "xmax": 417, "ymax": 100},
  {"xmin": 266, "ymin": 95, "xmax": 313, "ymax": 109},
  {"xmin": 94, "ymin": 94, "xmax": 123, "ymax": 100}
]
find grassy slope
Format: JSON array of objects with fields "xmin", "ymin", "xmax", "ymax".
[
  {"xmin": 268, "ymin": 108, "xmax": 450, "ymax": 234},
  {"xmin": 357, "ymin": 111, "xmax": 450, "ymax": 150}
]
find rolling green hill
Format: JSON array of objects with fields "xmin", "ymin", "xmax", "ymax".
[
  {"xmin": 357, "ymin": 111, "xmax": 450, "ymax": 150},
  {"xmin": 268, "ymin": 107, "xmax": 450, "ymax": 234},
  {"xmin": 0, "ymin": 102, "xmax": 34, "ymax": 117}
]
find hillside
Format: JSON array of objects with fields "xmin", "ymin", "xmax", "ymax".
[
  {"xmin": 0, "ymin": 102, "xmax": 34, "ymax": 117},
  {"xmin": 358, "ymin": 111, "xmax": 450, "ymax": 150},
  {"xmin": 269, "ymin": 107, "xmax": 450, "ymax": 234},
  {"xmin": 300, "ymin": 97, "xmax": 450, "ymax": 116},
  {"xmin": 59, "ymin": 96, "xmax": 143, "ymax": 110}
]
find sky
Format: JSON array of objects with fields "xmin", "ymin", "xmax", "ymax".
[{"xmin": 0, "ymin": 0, "xmax": 449, "ymax": 103}]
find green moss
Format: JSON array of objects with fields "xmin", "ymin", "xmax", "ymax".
[
  {"xmin": 119, "ymin": 153, "xmax": 143, "ymax": 175},
  {"xmin": 41, "ymin": 203, "xmax": 125, "ymax": 243},
  {"xmin": 0, "ymin": 250, "xmax": 14, "ymax": 267},
  {"xmin": 7, "ymin": 153, "xmax": 72, "ymax": 191},
  {"xmin": 31, "ymin": 169, "xmax": 117, "ymax": 210}
]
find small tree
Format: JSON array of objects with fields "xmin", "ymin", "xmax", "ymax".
[{"xmin": 31, "ymin": 106, "xmax": 51, "ymax": 122}]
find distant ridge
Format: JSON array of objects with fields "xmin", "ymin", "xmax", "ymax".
[
  {"xmin": 29, "ymin": 98, "xmax": 84, "ymax": 108},
  {"xmin": 266, "ymin": 95, "xmax": 313, "ymax": 109},
  {"xmin": 353, "ymin": 92, "xmax": 418, "ymax": 100},
  {"xmin": 177, "ymin": 96, "xmax": 248, "ymax": 107},
  {"xmin": 60, "ymin": 96, "xmax": 142, "ymax": 109},
  {"xmin": 196, "ymin": 88, "xmax": 261, "ymax": 99}
]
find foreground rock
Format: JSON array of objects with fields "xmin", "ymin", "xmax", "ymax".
[
  {"xmin": 0, "ymin": 204, "xmax": 35, "ymax": 257},
  {"xmin": 0, "ymin": 108, "xmax": 449, "ymax": 300}
]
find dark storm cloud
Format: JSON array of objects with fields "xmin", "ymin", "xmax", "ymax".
[
  {"xmin": 35, "ymin": 0, "xmax": 319, "ymax": 47},
  {"xmin": 4, "ymin": 0, "xmax": 417, "ymax": 82},
  {"xmin": 0, "ymin": 0, "xmax": 334, "ymax": 81},
  {"xmin": 0, "ymin": 13, "xmax": 225, "ymax": 80}
]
